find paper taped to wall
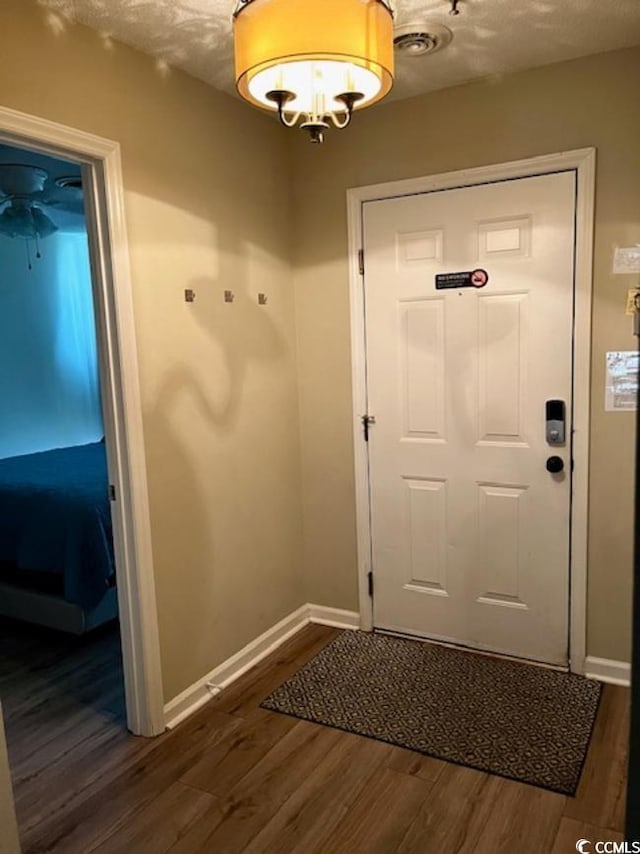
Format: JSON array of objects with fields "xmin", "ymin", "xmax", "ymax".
[
  {"xmin": 613, "ymin": 246, "xmax": 640, "ymax": 274},
  {"xmin": 605, "ymin": 351, "xmax": 639, "ymax": 411}
]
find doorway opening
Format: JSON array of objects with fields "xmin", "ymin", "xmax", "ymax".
[
  {"xmin": 0, "ymin": 141, "xmax": 132, "ymax": 816},
  {"xmin": 0, "ymin": 105, "xmax": 164, "ymax": 752}
]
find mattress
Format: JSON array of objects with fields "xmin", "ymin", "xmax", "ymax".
[{"xmin": 0, "ymin": 442, "xmax": 115, "ymax": 609}]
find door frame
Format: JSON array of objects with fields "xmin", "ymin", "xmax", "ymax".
[
  {"xmin": 346, "ymin": 148, "xmax": 596, "ymax": 675},
  {"xmin": 0, "ymin": 105, "xmax": 165, "ymax": 735}
]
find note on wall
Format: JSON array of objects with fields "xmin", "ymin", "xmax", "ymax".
[
  {"xmin": 605, "ymin": 351, "xmax": 639, "ymax": 411},
  {"xmin": 613, "ymin": 246, "xmax": 640, "ymax": 274}
]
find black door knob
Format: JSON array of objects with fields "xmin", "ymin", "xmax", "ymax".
[{"xmin": 546, "ymin": 456, "xmax": 564, "ymax": 474}]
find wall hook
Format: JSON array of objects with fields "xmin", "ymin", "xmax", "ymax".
[
  {"xmin": 258, "ymin": 293, "xmax": 268, "ymax": 305},
  {"xmin": 224, "ymin": 290, "xmax": 235, "ymax": 303}
]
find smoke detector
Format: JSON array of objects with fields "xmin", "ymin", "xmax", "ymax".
[{"xmin": 393, "ymin": 23, "xmax": 453, "ymax": 57}]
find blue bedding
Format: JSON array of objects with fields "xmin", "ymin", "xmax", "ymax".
[{"xmin": 0, "ymin": 442, "xmax": 114, "ymax": 609}]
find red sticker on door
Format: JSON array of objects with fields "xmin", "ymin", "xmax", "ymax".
[{"xmin": 471, "ymin": 268, "xmax": 489, "ymax": 288}]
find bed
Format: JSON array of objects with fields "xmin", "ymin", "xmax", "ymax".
[{"xmin": 0, "ymin": 441, "xmax": 118, "ymax": 634}]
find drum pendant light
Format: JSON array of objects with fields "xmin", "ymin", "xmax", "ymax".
[{"xmin": 233, "ymin": 0, "xmax": 395, "ymax": 143}]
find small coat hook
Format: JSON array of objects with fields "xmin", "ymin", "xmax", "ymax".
[
  {"xmin": 224, "ymin": 290, "xmax": 235, "ymax": 303},
  {"xmin": 184, "ymin": 289, "xmax": 196, "ymax": 303},
  {"xmin": 258, "ymin": 293, "xmax": 268, "ymax": 305},
  {"xmin": 449, "ymin": 0, "xmax": 461, "ymax": 14}
]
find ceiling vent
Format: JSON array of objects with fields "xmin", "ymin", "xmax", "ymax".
[
  {"xmin": 55, "ymin": 175, "xmax": 83, "ymax": 191},
  {"xmin": 393, "ymin": 23, "xmax": 453, "ymax": 57}
]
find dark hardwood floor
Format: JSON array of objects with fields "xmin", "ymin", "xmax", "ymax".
[{"xmin": 1, "ymin": 620, "xmax": 629, "ymax": 853}]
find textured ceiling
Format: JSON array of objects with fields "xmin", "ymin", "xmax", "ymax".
[{"xmin": 38, "ymin": 0, "xmax": 640, "ymax": 104}]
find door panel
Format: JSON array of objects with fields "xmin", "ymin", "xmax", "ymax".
[
  {"xmin": 401, "ymin": 299, "xmax": 445, "ymax": 439},
  {"xmin": 364, "ymin": 172, "xmax": 576, "ymax": 665}
]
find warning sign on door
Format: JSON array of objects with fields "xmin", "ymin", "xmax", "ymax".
[{"xmin": 435, "ymin": 269, "xmax": 489, "ymax": 290}]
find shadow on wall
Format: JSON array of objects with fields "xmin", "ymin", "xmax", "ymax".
[
  {"xmin": 144, "ymin": 226, "xmax": 290, "ymax": 686},
  {"xmin": 174, "ymin": 274, "xmax": 287, "ymax": 429}
]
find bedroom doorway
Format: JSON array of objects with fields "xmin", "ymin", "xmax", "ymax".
[
  {"xmin": 0, "ymin": 142, "xmax": 131, "ymax": 805},
  {"xmin": 0, "ymin": 144, "xmax": 117, "ymax": 624},
  {"xmin": 0, "ymin": 107, "xmax": 164, "ymax": 752}
]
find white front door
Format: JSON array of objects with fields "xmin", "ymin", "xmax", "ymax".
[{"xmin": 363, "ymin": 172, "xmax": 576, "ymax": 665}]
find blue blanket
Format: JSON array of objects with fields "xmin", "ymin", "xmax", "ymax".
[{"xmin": 0, "ymin": 442, "xmax": 114, "ymax": 609}]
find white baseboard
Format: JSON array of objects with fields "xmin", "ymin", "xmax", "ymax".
[
  {"xmin": 164, "ymin": 603, "xmax": 360, "ymax": 729},
  {"xmin": 307, "ymin": 604, "xmax": 361, "ymax": 630},
  {"xmin": 584, "ymin": 656, "xmax": 631, "ymax": 687}
]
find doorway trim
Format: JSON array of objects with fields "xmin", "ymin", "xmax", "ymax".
[
  {"xmin": 0, "ymin": 105, "xmax": 165, "ymax": 735},
  {"xmin": 346, "ymin": 148, "xmax": 596, "ymax": 675}
]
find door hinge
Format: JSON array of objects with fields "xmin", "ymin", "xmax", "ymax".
[
  {"xmin": 358, "ymin": 248, "xmax": 365, "ymax": 276},
  {"xmin": 109, "ymin": 484, "xmax": 116, "ymax": 502},
  {"xmin": 361, "ymin": 414, "xmax": 376, "ymax": 441},
  {"xmin": 368, "ymin": 570, "xmax": 374, "ymax": 598}
]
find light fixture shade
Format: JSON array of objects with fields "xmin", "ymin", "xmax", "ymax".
[
  {"xmin": 0, "ymin": 202, "xmax": 58, "ymax": 240},
  {"xmin": 234, "ymin": 0, "xmax": 394, "ymax": 115}
]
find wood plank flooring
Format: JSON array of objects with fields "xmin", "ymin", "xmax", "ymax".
[{"xmin": 1, "ymin": 620, "xmax": 629, "ymax": 854}]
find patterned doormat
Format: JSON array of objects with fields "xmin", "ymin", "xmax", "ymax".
[{"xmin": 261, "ymin": 631, "xmax": 602, "ymax": 795}]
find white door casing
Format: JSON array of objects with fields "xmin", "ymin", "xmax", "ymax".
[
  {"xmin": 0, "ymin": 704, "xmax": 20, "ymax": 854},
  {"xmin": 363, "ymin": 173, "xmax": 575, "ymax": 665},
  {"xmin": 347, "ymin": 150, "xmax": 595, "ymax": 674},
  {"xmin": 0, "ymin": 106, "xmax": 165, "ymax": 736}
]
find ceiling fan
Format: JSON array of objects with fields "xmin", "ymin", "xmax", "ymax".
[{"xmin": 0, "ymin": 164, "xmax": 84, "ymax": 268}]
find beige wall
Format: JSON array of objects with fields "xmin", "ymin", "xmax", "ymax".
[
  {"xmin": 0, "ymin": 0, "xmax": 304, "ymax": 701},
  {"xmin": 291, "ymin": 46, "xmax": 640, "ymax": 663}
]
